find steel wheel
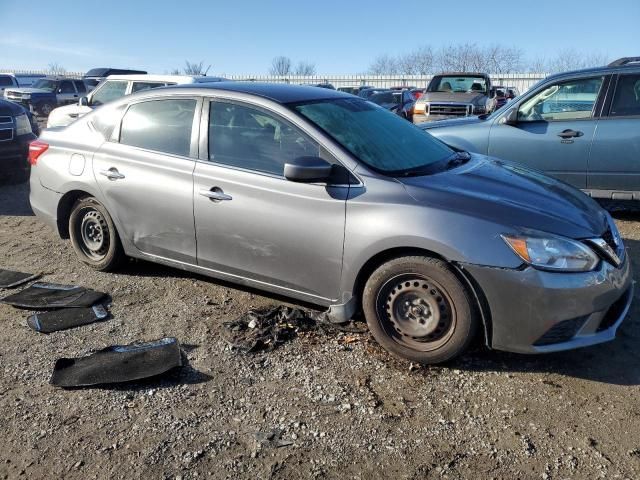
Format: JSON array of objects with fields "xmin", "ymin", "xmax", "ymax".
[
  {"xmin": 376, "ymin": 273, "xmax": 457, "ymax": 352},
  {"xmin": 75, "ymin": 207, "xmax": 110, "ymax": 261}
]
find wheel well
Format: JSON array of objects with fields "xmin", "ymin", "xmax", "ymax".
[
  {"xmin": 353, "ymin": 247, "xmax": 492, "ymax": 347},
  {"xmin": 56, "ymin": 190, "xmax": 92, "ymax": 239}
]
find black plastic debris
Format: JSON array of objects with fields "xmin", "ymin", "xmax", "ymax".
[
  {"xmin": 1, "ymin": 282, "xmax": 107, "ymax": 310},
  {"xmin": 50, "ymin": 337, "xmax": 183, "ymax": 388},
  {"xmin": 27, "ymin": 304, "xmax": 109, "ymax": 334},
  {"xmin": 223, "ymin": 305, "xmax": 366, "ymax": 353},
  {"xmin": 0, "ymin": 269, "xmax": 40, "ymax": 289},
  {"xmin": 224, "ymin": 306, "xmax": 317, "ymax": 353}
]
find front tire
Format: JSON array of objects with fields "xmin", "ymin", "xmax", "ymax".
[
  {"xmin": 38, "ymin": 102, "xmax": 54, "ymax": 116},
  {"xmin": 69, "ymin": 197, "xmax": 125, "ymax": 271},
  {"xmin": 362, "ymin": 256, "xmax": 478, "ymax": 364}
]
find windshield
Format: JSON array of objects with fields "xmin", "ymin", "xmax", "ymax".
[
  {"xmin": 428, "ymin": 76, "xmax": 488, "ymax": 94},
  {"xmin": 31, "ymin": 79, "xmax": 58, "ymax": 91},
  {"xmin": 293, "ymin": 98, "xmax": 454, "ymax": 175}
]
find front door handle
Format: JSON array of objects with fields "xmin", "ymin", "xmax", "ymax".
[
  {"xmin": 99, "ymin": 168, "xmax": 125, "ymax": 180},
  {"xmin": 557, "ymin": 129, "xmax": 584, "ymax": 139},
  {"xmin": 199, "ymin": 188, "xmax": 232, "ymax": 202}
]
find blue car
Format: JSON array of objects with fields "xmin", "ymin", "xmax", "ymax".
[{"xmin": 420, "ymin": 57, "xmax": 640, "ymax": 202}]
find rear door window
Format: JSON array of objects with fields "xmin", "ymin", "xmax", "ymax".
[
  {"xmin": 90, "ymin": 80, "xmax": 129, "ymax": 106},
  {"xmin": 59, "ymin": 80, "xmax": 75, "ymax": 94},
  {"xmin": 74, "ymin": 80, "xmax": 87, "ymax": 94},
  {"xmin": 119, "ymin": 99, "xmax": 197, "ymax": 157},
  {"xmin": 609, "ymin": 74, "xmax": 640, "ymax": 117},
  {"xmin": 208, "ymin": 101, "xmax": 318, "ymax": 176}
]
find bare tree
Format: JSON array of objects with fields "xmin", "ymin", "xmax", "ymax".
[
  {"xmin": 294, "ymin": 61, "xmax": 316, "ymax": 76},
  {"xmin": 545, "ymin": 49, "xmax": 609, "ymax": 73},
  {"xmin": 169, "ymin": 68, "xmax": 182, "ymax": 75},
  {"xmin": 47, "ymin": 62, "xmax": 66, "ymax": 75},
  {"xmin": 270, "ymin": 56, "xmax": 292, "ymax": 75},
  {"xmin": 396, "ymin": 46, "xmax": 435, "ymax": 74},
  {"xmin": 368, "ymin": 54, "xmax": 399, "ymax": 74},
  {"xmin": 183, "ymin": 61, "xmax": 211, "ymax": 76}
]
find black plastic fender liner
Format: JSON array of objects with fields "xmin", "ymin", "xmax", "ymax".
[
  {"xmin": 1, "ymin": 282, "xmax": 107, "ymax": 309},
  {"xmin": 0, "ymin": 270, "xmax": 40, "ymax": 289},
  {"xmin": 50, "ymin": 337, "xmax": 183, "ymax": 387},
  {"xmin": 27, "ymin": 305, "xmax": 109, "ymax": 333}
]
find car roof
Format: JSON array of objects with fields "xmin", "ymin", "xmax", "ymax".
[
  {"xmin": 544, "ymin": 61, "xmax": 640, "ymax": 82},
  {"xmin": 170, "ymin": 82, "xmax": 352, "ymax": 103},
  {"xmin": 103, "ymin": 74, "xmax": 227, "ymax": 83}
]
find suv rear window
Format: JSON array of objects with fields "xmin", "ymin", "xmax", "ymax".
[{"xmin": 610, "ymin": 74, "xmax": 640, "ymax": 117}]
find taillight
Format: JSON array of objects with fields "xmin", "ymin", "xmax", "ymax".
[{"xmin": 28, "ymin": 140, "xmax": 49, "ymax": 166}]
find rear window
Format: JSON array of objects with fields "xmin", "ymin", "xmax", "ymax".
[{"xmin": 119, "ymin": 99, "xmax": 197, "ymax": 157}]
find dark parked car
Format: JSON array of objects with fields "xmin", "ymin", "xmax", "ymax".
[
  {"xmin": 420, "ymin": 57, "xmax": 640, "ymax": 202},
  {"xmin": 29, "ymin": 83, "xmax": 631, "ymax": 364},
  {"xmin": 0, "ymin": 99, "xmax": 38, "ymax": 183},
  {"xmin": 358, "ymin": 87, "xmax": 389, "ymax": 99},
  {"xmin": 4, "ymin": 77, "xmax": 88, "ymax": 116},
  {"xmin": 369, "ymin": 90, "xmax": 416, "ymax": 121},
  {"xmin": 337, "ymin": 85, "xmax": 374, "ymax": 95}
]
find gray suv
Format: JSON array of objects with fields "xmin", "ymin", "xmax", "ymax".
[
  {"xmin": 420, "ymin": 57, "xmax": 640, "ymax": 202},
  {"xmin": 29, "ymin": 83, "xmax": 632, "ymax": 364}
]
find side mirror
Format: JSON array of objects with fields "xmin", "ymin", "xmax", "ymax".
[
  {"xmin": 500, "ymin": 107, "xmax": 518, "ymax": 126},
  {"xmin": 79, "ymin": 96, "xmax": 89, "ymax": 106},
  {"xmin": 284, "ymin": 156, "xmax": 333, "ymax": 183}
]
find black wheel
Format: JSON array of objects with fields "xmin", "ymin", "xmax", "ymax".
[
  {"xmin": 69, "ymin": 197, "xmax": 125, "ymax": 271},
  {"xmin": 38, "ymin": 103, "xmax": 54, "ymax": 116},
  {"xmin": 362, "ymin": 256, "xmax": 478, "ymax": 364}
]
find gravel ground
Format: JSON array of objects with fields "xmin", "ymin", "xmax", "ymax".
[{"xmin": 1, "ymin": 180, "xmax": 639, "ymax": 480}]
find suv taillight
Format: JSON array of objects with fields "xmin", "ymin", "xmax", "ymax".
[{"xmin": 28, "ymin": 140, "xmax": 49, "ymax": 165}]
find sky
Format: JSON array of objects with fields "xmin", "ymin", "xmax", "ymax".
[{"xmin": 0, "ymin": 0, "xmax": 638, "ymax": 75}]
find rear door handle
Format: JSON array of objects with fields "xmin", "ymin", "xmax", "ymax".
[
  {"xmin": 199, "ymin": 188, "xmax": 232, "ymax": 201},
  {"xmin": 99, "ymin": 168, "xmax": 125, "ymax": 180},
  {"xmin": 557, "ymin": 129, "xmax": 584, "ymax": 139}
]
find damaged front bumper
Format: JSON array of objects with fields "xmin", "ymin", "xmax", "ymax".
[{"xmin": 461, "ymin": 254, "xmax": 633, "ymax": 354}]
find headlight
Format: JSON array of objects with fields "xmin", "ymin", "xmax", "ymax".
[
  {"xmin": 15, "ymin": 114, "xmax": 32, "ymax": 135},
  {"xmin": 501, "ymin": 232, "xmax": 599, "ymax": 272},
  {"xmin": 473, "ymin": 105, "xmax": 486, "ymax": 114}
]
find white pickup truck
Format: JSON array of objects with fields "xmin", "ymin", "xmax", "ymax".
[{"xmin": 46, "ymin": 74, "xmax": 227, "ymax": 128}]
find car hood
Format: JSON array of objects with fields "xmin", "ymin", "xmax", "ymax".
[
  {"xmin": 7, "ymin": 88, "xmax": 52, "ymax": 94},
  {"xmin": 0, "ymin": 99, "xmax": 27, "ymax": 116},
  {"xmin": 399, "ymin": 154, "xmax": 608, "ymax": 239},
  {"xmin": 422, "ymin": 91, "xmax": 487, "ymax": 104},
  {"xmin": 418, "ymin": 115, "xmax": 485, "ymax": 130}
]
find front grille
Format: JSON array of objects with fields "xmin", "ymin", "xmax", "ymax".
[
  {"xmin": 0, "ymin": 116, "xmax": 12, "ymax": 124},
  {"xmin": 533, "ymin": 316, "xmax": 588, "ymax": 346},
  {"xmin": 0, "ymin": 128, "xmax": 14, "ymax": 142},
  {"xmin": 597, "ymin": 287, "xmax": 631, "ymax": 332},
  {"xmin": 427, "ymin": 103, "xmax": 471, "ymax": 116}
]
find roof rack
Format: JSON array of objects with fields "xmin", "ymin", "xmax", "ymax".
[{"xmin": 608, "ymin": 57, "xmax": 640, "ymax": 67}]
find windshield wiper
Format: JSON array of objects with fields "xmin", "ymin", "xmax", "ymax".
[{"xmin": 445, "ymin": 151, "xmax": 471, "ymax": 170}]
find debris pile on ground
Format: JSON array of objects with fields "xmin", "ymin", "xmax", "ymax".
[{"xmin": 223, "ymin": 306, "xmax": 318, "ymax": 353}]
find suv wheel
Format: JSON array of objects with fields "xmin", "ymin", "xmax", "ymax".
[
  {"xmin": 362, "ymin": 256, "xmax": 478, "ymax": 364},
  {"xmin": 38, "ymin": 102, "xmax": 54, "ymax": 116},
  {"xmin": 69, "ymin": 197, "xmax": 125, "ymax": 271}
]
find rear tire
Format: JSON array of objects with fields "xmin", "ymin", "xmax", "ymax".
[
  {"xmin": 362, "ymin": 256, "xmax": 478, "ymax": 364},
  {"xmin": 69, "ymin": 197, "xmax": 125, "ymax": 271}
]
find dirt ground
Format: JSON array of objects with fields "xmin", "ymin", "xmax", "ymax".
[{"xmin": 1, "ymin": 180, "xmax": 639, "ymax": 480}]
